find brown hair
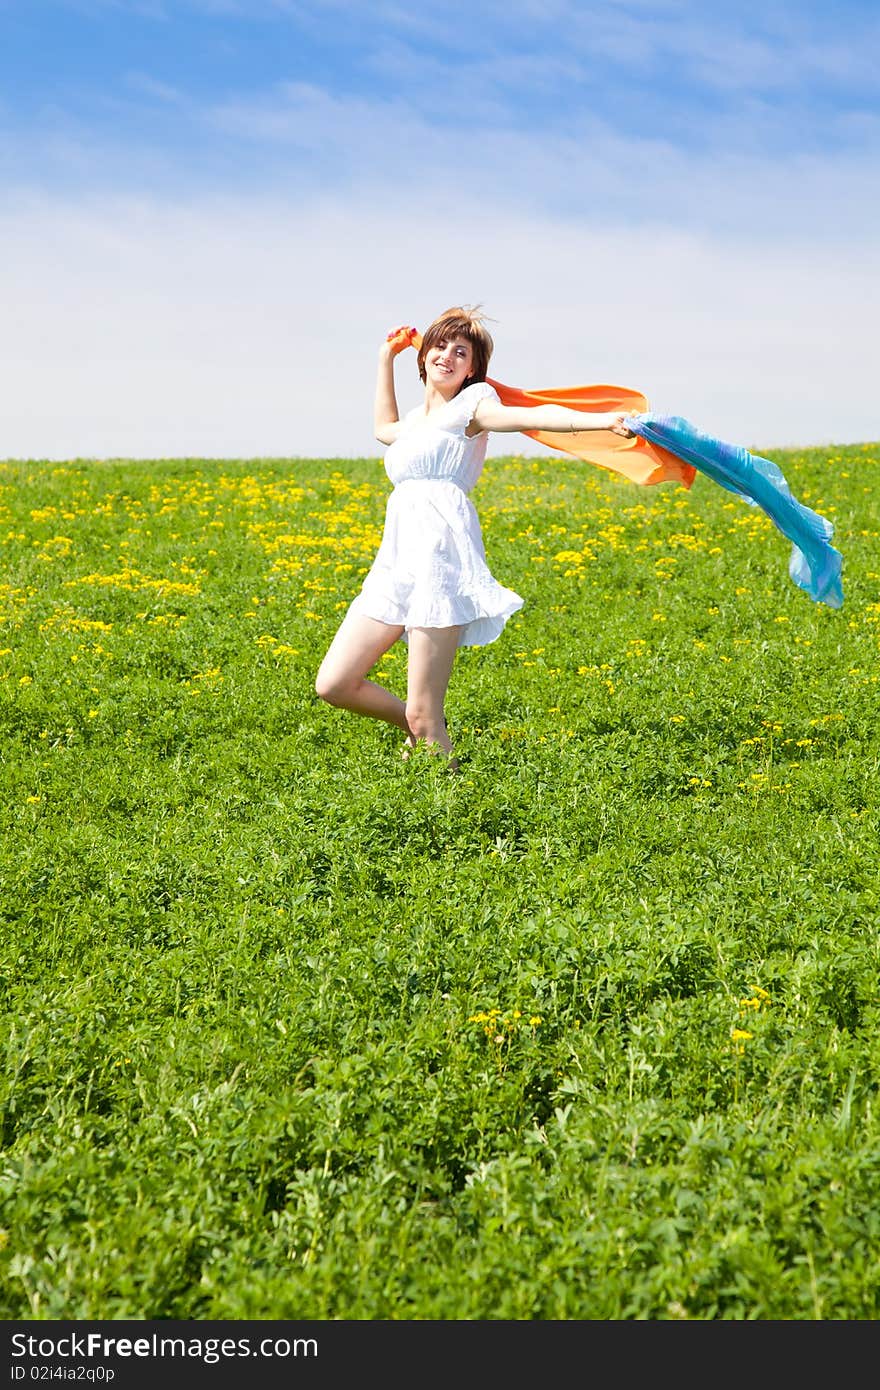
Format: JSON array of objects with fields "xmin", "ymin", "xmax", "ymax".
[{"xmin": 417, "ymin": 305, "xmax": 494, "ymax": 391}]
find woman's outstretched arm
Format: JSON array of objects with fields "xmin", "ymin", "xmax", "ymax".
[
  {"xmin": 375, "ymin": 325, "xmax": 416, "ymax": 445},
  {"xmin": 472, "ymin": 398, "xmax": 635, "ymax": 438}
]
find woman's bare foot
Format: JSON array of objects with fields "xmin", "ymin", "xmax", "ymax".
[
  {"xmin": 401, "ymin": 716, "xmax": 452, "ymax": 763},
  {"xmin": 400, "ymin": 728, "xmax": 458, "ymax": 770}
]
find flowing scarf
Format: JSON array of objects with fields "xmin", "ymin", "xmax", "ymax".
[
  {"xmin": 627, "ymin": 414, "xmax": 843, "ymax": 609},
  {"xmin": 386, "ymin": 327, "xmax": 843, "ymax": 607}
]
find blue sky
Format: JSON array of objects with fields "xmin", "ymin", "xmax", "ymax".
[{"xmin": 2, "ymin": 0, "xmax": 878, "ymax": 457}]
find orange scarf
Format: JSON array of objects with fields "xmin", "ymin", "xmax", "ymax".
[{"xmin": 387, "ymin": 327, "xmax": 695, "ymax": 488}]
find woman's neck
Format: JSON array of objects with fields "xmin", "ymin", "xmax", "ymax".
[{"xmin": 424, "ymin": 381, "xmax": 459, "ymax": 414}]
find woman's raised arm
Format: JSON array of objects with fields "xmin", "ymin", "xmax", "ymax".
[{"xmin": 374, "ymin": 325, "xmax": 418, "ymax": 446}]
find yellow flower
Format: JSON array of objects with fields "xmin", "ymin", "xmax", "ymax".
[{"xmin": 728, "ymin": 1028, "xmax": 750, "ymax": 1056}]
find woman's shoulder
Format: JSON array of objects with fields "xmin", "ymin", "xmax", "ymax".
[
  {"xmin": 453, "ymin": 380, "xmax": 499, "ymax": 433},
  {"xmin": 459, "ymin": 380, "xmax": 499, "ymax": 404}
]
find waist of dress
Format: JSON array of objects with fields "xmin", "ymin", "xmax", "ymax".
[{"xmin": 391, "ymin": 475, "xmax": 470, "ymax": 495}]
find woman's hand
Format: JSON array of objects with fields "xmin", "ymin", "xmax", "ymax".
[
  {"xmin": 382, "ymin": 325, "xmax": 421, "ymax": 359},
  {"xmin": 607, "ymin": 411, "xmax": 637, "ymax": 438}
]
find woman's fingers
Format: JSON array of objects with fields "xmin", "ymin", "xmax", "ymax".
[{"xmin": 385, "ymin": 325, "xmax": 419, "ymax": 355}]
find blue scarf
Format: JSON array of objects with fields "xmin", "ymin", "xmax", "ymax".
[{"xmin": 627, "ymin": 414, "xmax": 843, "ymax": 608}]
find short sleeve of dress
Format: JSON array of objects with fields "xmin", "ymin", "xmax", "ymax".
[{"xmin": 448, "ymin": 381, "xmax": 500, "ymax": 434}]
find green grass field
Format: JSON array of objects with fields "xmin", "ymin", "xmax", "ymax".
[{"xmin": 1, "ymin": 440, "xmax": 878, "ymax": 1320}]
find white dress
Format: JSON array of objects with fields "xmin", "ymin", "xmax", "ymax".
[{"xmin": 349, "ymin": 381, "xmax": 524, "ymax": 647}]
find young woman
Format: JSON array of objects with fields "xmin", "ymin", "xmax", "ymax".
[{"xmin": 314, "ymin": 306, "xmax": 634, "ymax": 768}]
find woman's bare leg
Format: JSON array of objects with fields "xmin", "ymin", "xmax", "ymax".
[
  {"xmin": 404, "ymin": 625, "xmax": 463, "ymax": 762},
  {"xmin": 315, "ymin": 611, "xmax": 409, "ymax": 732}
]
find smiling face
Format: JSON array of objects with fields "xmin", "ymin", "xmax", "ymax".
[
  {"xmin": 417, "ymin": 308, "xmax": 493, "ymax": 394},
  {"xmin": 424, "ymin": 335, "xmax": 474, "ymax": 396}
]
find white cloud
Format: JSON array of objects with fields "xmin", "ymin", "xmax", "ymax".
[
  {"xmin": 124, "ymin": 72, "xmax": 186, "ymax": 104},
  {"xmin": 1, "ymin": 189, "xmax": 876, "ymax": 461},
  {"xmin": 199, "ymin": 80, "xmax": 880, "ymax": 242}
]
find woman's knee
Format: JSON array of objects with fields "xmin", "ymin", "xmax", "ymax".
[{"xmin": 315, "ymin": 666, "xmax": 352, "ymax": 705}]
